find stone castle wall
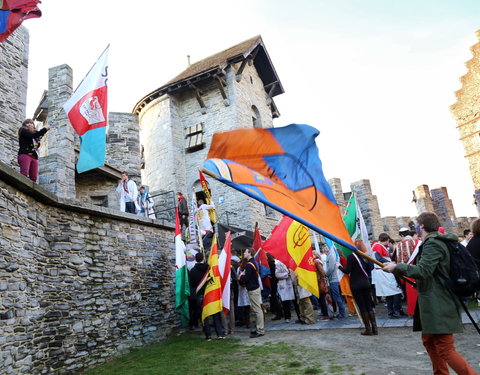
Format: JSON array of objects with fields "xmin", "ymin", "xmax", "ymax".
[
  {"xmin": 0, "ymin": 162, "xmax": 176, "ymax": 375},
  {"xmin": 0, "ymin": 26, "xmax": 29, "ymax": 170}
]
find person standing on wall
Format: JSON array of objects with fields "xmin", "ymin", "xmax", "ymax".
[
  {"xmin": 17, "ymin": 119, "xmax": 50, "ymax": 182},
  {"xmin": 116, "ymin": 172, "xmax": 138, "ymax": 214}
]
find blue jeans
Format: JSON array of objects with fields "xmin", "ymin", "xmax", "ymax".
[{"xmin": 329, "ymin": 281, "xmax": 346, "ymax": 317}]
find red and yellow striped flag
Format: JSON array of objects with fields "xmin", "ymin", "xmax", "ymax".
[{"xmin": 201, "ymin": 236, "xmax": 222, "ymax": 322}]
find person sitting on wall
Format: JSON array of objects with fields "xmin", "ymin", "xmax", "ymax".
[
  {"xmin": 17, "ymin": 119, "xmax": 50, "ymax": 182},
  {"xmin": 116, "ymin": 172, "xmax": 138, "ymax": 214}
]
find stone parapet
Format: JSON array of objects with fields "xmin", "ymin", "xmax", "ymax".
[{"xmin": 0, "ymin": 161, "xmax": 175, "ymax": 375}]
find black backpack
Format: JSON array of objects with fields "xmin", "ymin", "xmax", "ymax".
[{"xmin": 439, "ymin": 239, "xmax": 480, "ymax": 297}]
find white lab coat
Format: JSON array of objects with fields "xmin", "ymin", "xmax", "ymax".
[{"xmin": 116, "ymin": 179, "xmax": 138, "ymax": 212}]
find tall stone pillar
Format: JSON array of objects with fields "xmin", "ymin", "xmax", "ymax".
[
  {"xmin": 106, "ymin": 112, "xmax": 142, "ymax": 182},
  {"xmin": 413, "ymin": 185, "xmax": 434, "ymax": 214},
  {"xmin": 38, "ymin": 64, "xmax": 76, "ymax": 199},
  {"xmin": 328, "ymin": 177, "xmax": 346, "ymax": 215},
  {"xmin": 350, "ymin": 179, "xmax": 383, "ymax": 240},
  {"xmin": 431, "ymin": 187, "xmax": 456, "ymax": 233}
]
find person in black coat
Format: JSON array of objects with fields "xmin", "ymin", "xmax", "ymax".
[
  {"xmin": 17, "ymin": 119, "xmax": 50, "ymax": 182},
  {"xmin": 338, "ymin": 241, "xmax": 377, "ymax": 336},
  {"xmin": 189, "ymin": 252, "xmax": 224, "ymax": 340},
  {"xmin": 466, "ymin": 218, "xmax": 480, "ymax": 272}
]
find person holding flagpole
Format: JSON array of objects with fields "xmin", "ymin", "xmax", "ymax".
[{"xmin": 17, "ymin": 119, "xmax": 50, "ymax": 182}]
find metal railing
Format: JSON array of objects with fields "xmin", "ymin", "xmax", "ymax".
[{"xmin": 149, "ymin": 190, "xmax": 175, "ymax": 222}]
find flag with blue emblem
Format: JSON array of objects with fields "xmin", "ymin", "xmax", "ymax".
[{"xmin": 202, "ymin": 123, "xmax": 356, "ymax": 252}]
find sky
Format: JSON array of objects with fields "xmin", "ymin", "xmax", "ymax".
[{"xmin": 23, "ymin": 0, "xmax": 480, "ymax": 218}]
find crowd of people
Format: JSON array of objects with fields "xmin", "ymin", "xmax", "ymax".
[{"xmin": 187, "ymin": 211, "xmax": 480, "ymax": 374}]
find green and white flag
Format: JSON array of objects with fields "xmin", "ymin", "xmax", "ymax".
[
  {"xmin": 336, "ymin": 192, "xmax": 372, "ymax": 257},
  {"xmin": 175, "ymin": 208, "xmax": 190, "ymax": 326}
]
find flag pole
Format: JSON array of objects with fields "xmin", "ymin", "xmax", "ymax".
[{"xmin": 71, "ymin": 44, "xmax": 110, "ymax": 95}]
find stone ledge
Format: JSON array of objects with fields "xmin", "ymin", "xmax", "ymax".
[{"xmin": 0, "ymin": 160, "xmax": 174, "ymax": 230}]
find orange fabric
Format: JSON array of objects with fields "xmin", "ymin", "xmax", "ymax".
[
  {"xmin": 339, "ymin": 275, "xmax": 355, "ymax": 314},
  {"xmin": 422, "ymin": 334, "xmax": 478, "ymax": 375},
  {"xmin": 206, "ymin": 129, "xmax": 355, "ymax": 249}
]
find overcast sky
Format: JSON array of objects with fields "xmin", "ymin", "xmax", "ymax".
[{"xmin": 23, "ymin": 0, "xmax": 480, "ymax": 218}]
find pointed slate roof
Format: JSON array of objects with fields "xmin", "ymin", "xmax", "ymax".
[{"xmin": 133, "ymin": 35, "xmax": 284, "ymax": 114}]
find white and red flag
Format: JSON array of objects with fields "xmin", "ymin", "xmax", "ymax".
[
  {"xmin": 218, "ymin": 231, "xmax": 232, "ymax": 312},
  {"xmin": 63, "ymin": 46, "xmax": 109, "ymax": 173}
]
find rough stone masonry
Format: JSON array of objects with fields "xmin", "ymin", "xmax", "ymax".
[{"xmin": 0, "ymin": 161, "xmax": 176, "ymax": 375}]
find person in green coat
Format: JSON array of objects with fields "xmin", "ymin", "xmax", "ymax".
[{"xmin": 382, "ymin": 212, "xmax": 477, "ymax": 375}]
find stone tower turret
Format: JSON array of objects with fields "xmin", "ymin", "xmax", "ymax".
[
  {"xmin": 38, "ymin": 64, "xmax": 76, "ymax": 199},
  {"xmin": 414, "ymin": 184, "xmax": 435, "ymax": 214},
  {"xmin": 133, "ymin": 36, "xmax": 283, "ymax": 233},
  {"xmin": 350, "ymin": 179, "xmax": 383, "ymax": 240}
]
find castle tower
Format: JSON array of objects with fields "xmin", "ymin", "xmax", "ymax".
[
  {"xmin": 350, "ymin": 179, "xmax": 383, "ymax": 240},
  {"xmin": 450, "ymin": 30, "xmax": 480, "ymax": 215},
  {"xmin": 431, "ymin": 187, "xmax": 457, "ymax": 232},
  {"xmin": 0, "ymin": 26, "xmax": 29, "ymax": 168},
  {"xmin": 328, "ymin": 177, "xmax": 347, "ymax": 215},
  {"xmin": 413, "ymin": 184, "xmax": 435, "ymax": 214},
  {"xmin": 133, "ymin": 36, "xmax": 283, "ymax": 233},
  {"xmin": 38, "ymin": 64, "xmax": 76, "ymax": 199}
]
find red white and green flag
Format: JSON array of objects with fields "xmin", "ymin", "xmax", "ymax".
[{"xmin": 175, "ymin": 207, "xmax": 190, "ymax": 326}]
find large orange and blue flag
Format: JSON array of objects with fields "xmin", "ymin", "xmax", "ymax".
[{"xmin": 202, "ymin": 124, "xmax": 356, "ymax": 251}]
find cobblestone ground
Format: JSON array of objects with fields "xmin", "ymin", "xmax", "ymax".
[{"xmin": 230, "ymin": 301, "xmax": 480, "ymax": 375}]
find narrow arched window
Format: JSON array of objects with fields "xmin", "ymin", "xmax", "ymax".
[{"xmin": 252, "ymin": 105, "xmax": 261, "ymax": 128}]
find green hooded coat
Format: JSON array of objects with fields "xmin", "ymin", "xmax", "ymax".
[{"xmin": 394, "ymin": 232, "xmax": 463, "ymax": 334}]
